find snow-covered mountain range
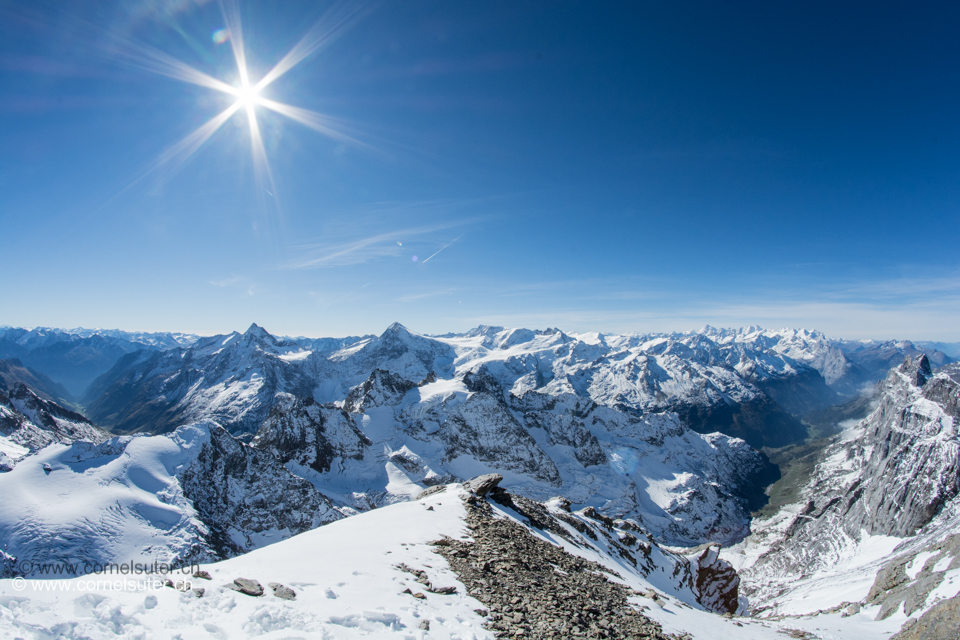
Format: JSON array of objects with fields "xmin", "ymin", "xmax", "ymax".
[{"xmin": 1, "ymin": 320, "xmax": 958, "ymax": 639}]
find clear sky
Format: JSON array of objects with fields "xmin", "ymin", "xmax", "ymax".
[{"xmin": 1, "ymin": 1, "xmax": 958, "ymax": 340}]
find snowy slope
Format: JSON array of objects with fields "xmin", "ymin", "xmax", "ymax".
[{"xmin": 0, "ymin": 421, "xmax": 341, "ymax": 579}]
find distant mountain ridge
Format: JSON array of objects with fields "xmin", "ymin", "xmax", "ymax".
[
  {"xmin": 76, "ymin": 323, "xmax": 951, "ymax": 443},
  {"xmin": 0, "ymin": 358, "xmax": 75, "ymax": 407},
  {"xmin": 0, "ymin": 326, "xmax": 199, "ymax": 397}
]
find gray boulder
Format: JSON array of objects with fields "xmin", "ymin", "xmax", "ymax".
[
  {"xmin": 463, "ymin": 473, "xmax": 503, "ymax": 497},
  {"xmin": 232, "ymin": 578, "xmax": 264, "ymax": 596}
]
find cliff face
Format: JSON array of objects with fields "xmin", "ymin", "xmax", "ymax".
[{"xmin": 734, "ymin": 356, "xmax": 960, "ymax": 616}]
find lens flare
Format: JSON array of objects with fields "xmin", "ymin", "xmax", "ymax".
[
  {"xmin": 212, "ymin": 29, "xmax": 229, "ymax": 44},
  {"xmin": 412, "ymin": 255, "xmax": 418, "ymax": 262}
]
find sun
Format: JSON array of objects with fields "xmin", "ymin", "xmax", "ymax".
[
  {"xmin": 234, "ymin": 82, "xmax": 260, "ymax": 108},
  {"xmin": 124, "ymin": 0, "xmax": 371, "ymax": 201}
]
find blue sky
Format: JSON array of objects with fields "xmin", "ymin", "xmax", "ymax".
[{"xmin": 1, "ymin": 1, "xmax": 958, "ymax": 340}]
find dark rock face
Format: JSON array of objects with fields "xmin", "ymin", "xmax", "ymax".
[
  {"xmin": 522, "ymin": 409, "xmax": 607, "ymax": 467},
  {"xmin": 176, "ymin": 423, "xmax": 341, "ymax": 558},
  {"xmin": 692, "ymin": 545, "xmax": 741, "ymax": 615},
  {"xmin": 253, "ymin": 394, "xmax": 370, "ymax": 474},
  {"xmin": 432, "ymin": 393, "xmax": 562, "ymax": 486},
  {"xmin": 741, "ymin": 357, "xmax": 960, "ymax": 612},
  {"xmin": 842, "ymin": 357, "xmax": 958, "ymax": 538},
  {"xmin": 344, "ymin": 369, "xmax": 419, "ymax": 412}
]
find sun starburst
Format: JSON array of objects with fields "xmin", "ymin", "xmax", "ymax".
[{"xmin": 123, "ymin": 0, "xmax": 372, "ymax": 204}]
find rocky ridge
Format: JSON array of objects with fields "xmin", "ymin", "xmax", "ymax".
[{"xmin": 414, "ymin": 474, "xmax": 752, "ymax": 639}]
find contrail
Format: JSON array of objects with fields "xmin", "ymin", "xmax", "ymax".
[{"xmin": 421, "ymin": 234, "xmax": 464, "ymax": 263}]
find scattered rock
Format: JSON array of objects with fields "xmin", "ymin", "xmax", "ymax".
[
  {"xmin": 192, "ymin": 587, "xmax": 205, "ymax": 598},
  {"xmin": 269, "ymin": 582, "xmax": 296, "ymax": 600},
  {"xmin": 419, "ymin": 620, "xmax": 431, "ymax": 630},
  {"xmin": 417, "ymin": 485, "xmax": 448, "ymax": 500},
  {"xmin": 429, "ymin": 537, "xmax": 454, "ymax": 547},
  {"xmin": 192, "ymin": 570, "xmax": 212, "ymax": 580},
  {"xmin": 232, "ymin": 578, "xmax": 264, "ymax": 597},
  {"xmin": 413, "ymin": 592, "xmax": 426, "ymax": 599},
  {"xmin": 430, "ymin": 585, "xmax": 457, "ymax": 595}
]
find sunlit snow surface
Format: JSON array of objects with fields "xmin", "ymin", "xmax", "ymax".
[{"xmin": 0, "ymin": 487, "xmax": 910, "ymax": 639}]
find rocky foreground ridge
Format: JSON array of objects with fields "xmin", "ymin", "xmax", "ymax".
[{"xmin": 429, "ymin": 473, "xmax": 740, "ymax": 639}]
